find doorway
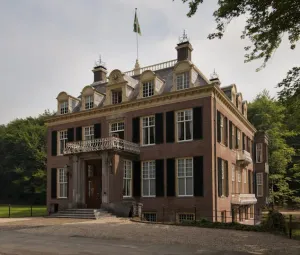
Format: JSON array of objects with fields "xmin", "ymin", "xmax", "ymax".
[{"xmin": 85, "ymin": 160, "xmax": 102, "ymax": 208}]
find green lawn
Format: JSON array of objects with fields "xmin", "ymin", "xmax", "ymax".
[{"xmin": 0, "ymin": 205, "xmax": 47, "ymax": 218}]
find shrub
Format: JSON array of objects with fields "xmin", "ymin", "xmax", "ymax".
[{"xmin": 262, "ymin": 210, "xmax": 287, "ymax": 234}]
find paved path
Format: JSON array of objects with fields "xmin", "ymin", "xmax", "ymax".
[{"xmin": 0, "ymin": 217, "xmax": 299, "ymax": 254}]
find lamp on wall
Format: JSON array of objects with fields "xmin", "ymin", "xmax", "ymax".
[{"xmin": 64, "ymin": 164, "xmax": 72, "ymax": 177}]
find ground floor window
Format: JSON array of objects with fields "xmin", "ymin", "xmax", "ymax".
[
  {"xmin": 178, "ymin": 213, "xmax": 195, "ymax": 223},
  {"xmin": 250, "ymin": 205, "xmax": 254, "ymax": 219},
  {"xmin": 58, "ymin": 168, "xmax": 67, "ymax": 198},
  {"xmin": 123, "ymin": 160, "xmax": 132, "ymax": 197},
  {"xmin": 143, "ymin": 213, "xmax": 157, "ymax": 222}
]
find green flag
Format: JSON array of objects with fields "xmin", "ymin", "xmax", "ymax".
[{"xmin": 133, "ymin": 9, "xmax": 141, "ymax": 35}]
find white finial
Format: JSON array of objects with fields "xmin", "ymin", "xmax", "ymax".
[{"xmin": 179, "ymin": 29, "xmax": 189, "ymax": 43}]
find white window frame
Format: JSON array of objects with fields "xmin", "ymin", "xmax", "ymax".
[
  {"xmin": 60, "ymin": 101, "xmax": 68, "ymax": 114},
  {"xmin": 256, "ymin": 173, "xmax": 263, "ymax": 197},
  {"xmin": 142, "ymin": 161, "xmax": 156, "ymax": 197},
  {"xmin": 244, "ymin": 169, "xmax": 247, "ymax": 184},
  {"xmin": 176, "ymin": 109, "xmax": 193, "ymax": 142},
  {"xmin": 123, "ymin": 160, "xmax": 132, "ymax": 198},
  {"xmin": 237, "ymin": 129, "xmax": 241, "ymax": 149},
  {"xmin": 256, "ymin": 143, "xmax": 263, "ymax": 163},
  {"xmin": 178, "ymin": 213, "xmax": 195, "ymax": 223},
  {"xmin": 232, "ymin": 164, "xmax": 235, "ymax": 193},
  {"xmin": 237, "ymin": 170, "xmax": 241, "ymax": 193},
  {"xmin": 176, "ymin": 72, "xmax": 190, "ymax": 90},
  {"xmin": 85, "ymin": 95, "xmax": 94, "ymax": 109},
  {"xmin": 58, "ymin": 130, "xmax": 68, "ymax": 155},
  {"xmin": 111, "ymin": 90, "xmax": 122, "ymax": 104},
  {"xmin": 83, "ymin": 126, "xmax": 94, "ymax": 141},
  {"xmin": 220, "ymin": 115, "xmax": 224, "ymax": 143},
  {"xmin": 142, "ymin": 81, "xmax": 154, "ymax": 98},
  {"xmin": 109, "ymin": 122, "xmax": 124, "ymax": 138},
  {"xmin": 142, "ymin": 116, "xmax": 155, "ymax": 146},
  {"xmin": 143, "ymin": 212, "xmax": 157, "ymax": 222},
  {"xmin": 58, "ymin": 168, "xmax": 67, "ymax": 198},
  {"xmin": 177, "ymin": 158, "xmax": 193, "ymax": 197}
]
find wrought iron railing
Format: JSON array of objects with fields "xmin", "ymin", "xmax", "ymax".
[
  {"xmin": 63, "ymin": 137, "xmax": 140, "ymax": 155},
  {"xmin": 124, "ymin": 59, "xmax": 177, "ymax": 76}
]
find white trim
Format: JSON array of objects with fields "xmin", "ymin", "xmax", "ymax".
[
  {"xmin": 57, "ymin": 130, "xmax": 68, "ymax": 156},
  {"xmin": 256, "ymin": 143, "xmax": 263, "ymax": 163},
  {"xmin": 142, "ymin": 160, "xmax": 156, "ymax": 197},
  {"xmin": 177, "ymin": 157, "xmax": 193, "ymax": 197},
  {"xmin": 82, "ymin": 125, "xmax": 94, "ymax": 141},
  {"xmin": 57, "ymin": 168, "xmax": 67, "ymax": 199},
  {"xmin": 176, "ymin": 109, "xmax": 193, "ymax": 142},
  {"xmin": 123, "ymin": 160, "xmax": 132, "ymax": 198},
  {"xmin": 141, "ymin": 116, "xmax": 155, "ymax": 146},
  {"xmin": 256, "ymin": 173, "xmax": 263, "ymax": 197}
]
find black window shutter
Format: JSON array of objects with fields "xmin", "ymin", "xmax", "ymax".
[
  {"xmin": 248, "ymin": 170, "xmax": 251, "ymax": 193},
  {"xmin": 242, "ymin": 133, "xmax": 245, "ymax": 150},
  {"xmin": 218, "ymin": 158, "xmax": 222, "ymax": 197},
  {"xmin": 76, "ymin": 127, "xmax": 82, "ymax": 141},
  {"xmin": 166, "ymin": 111, "xmax": 175, "ymax": 143},
  {"xmin": 133, "ymin": 161, "xmax": 141, "ymax": 197},
  {"xmin": 253, "ymin": 141, "xmax": 256, "ymax": 160},
  {"xmin": 193, "ymin": 107, "xmax": 203, "ymax": 140},
  {"xmin": 224, "ymin": 117, "xmax": 228, "ymax": 146},
  {"xmin": 229, "ymin": 121, "xmax": 233, "ymax": 149},
  {"xmin": 67, "ymin": 128, "xmax": 74, "ymax": 142},
  {"xmin": 235, "ymin": 128, "xmax": 238, "ymax": 149},
  {"xmin": 155, "ymin": 159, "xmax": 164, "ymax": 196},
  {"xmin": 94, "ymin": 123, "xmax": 101, "ymax": 139},
  {"xmin": 155, "ymin": 113, "xmax": 164, "ymax": 144},
  {"xmin": 167, "ymin": 158, "xmax": 175, "ymax": 196},
  {"xmin": 225, "ymin": 161, "xmax": 229, "ymax": 197},
  {"xmin": 217, "ymin": 111, "xmax": 221, "ymax": 143},
  {"xmin": 51, "ymin": 168, "xmax": 57, "ymax": 199},
  {"xmin": 194, "ymin": 156, "xmax": 203, "ymax": 196},
  {"xmin": 51, "ymin": 131, "xmax": 57, "ymax": 156},
  {"xmin": 132, "ymin": 117, "xmax": 140, "ymax": 143}
]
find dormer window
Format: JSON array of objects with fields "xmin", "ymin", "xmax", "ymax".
[
  {"xmin": 85, "ymin": 95, "xmax": 94, "ymax": 109},
  {"xmin": 60, "ymin": 101, "xmax": 68, "ymax": 114},
  {"xmin": 112, "ymin": 90, "xmax": 122, "ymax": 104},
  {"xmin": 142, "ymin": 81, "xmax": 154, "ymax": 98},
  {"xmin": 176, "ymin": 72, "xmax": 189, "ymax": 90}
]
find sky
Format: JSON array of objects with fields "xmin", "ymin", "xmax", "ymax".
[{"xmin": 0, "ymin": 0, "xmax": 299, "ymax": 125}]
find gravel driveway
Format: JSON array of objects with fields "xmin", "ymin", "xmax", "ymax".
[{"xmin": 1, "ymin": 216, "xmax": 296, "ymax": 254}]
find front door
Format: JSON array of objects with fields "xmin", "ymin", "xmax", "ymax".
[{"xmin": 85, "ymin": 160, "xmax": 102, "ymax": 208}]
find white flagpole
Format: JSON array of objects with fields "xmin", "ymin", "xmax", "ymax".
[{"xmin": 136, "ymin": 8, "xmax": 139, "ymax": 61}]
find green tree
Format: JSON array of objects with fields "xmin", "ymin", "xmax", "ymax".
[
  {"xmin": 0, "ymin": 110, "xmax": 53, "ymax": 203},
  {"xmin": 178, "ymin": 0, "xmax": 300, "ymax": 70},
  {"xmin": 248, "ymin": 90, "xmax": 295, "ymax": 205}
]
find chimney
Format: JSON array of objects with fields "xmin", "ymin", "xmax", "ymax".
[
  {"xmin": 92, "ymin": 65, "xmax": 107, "ymax": 83},
  {"xmin": 176, "ymin": 41, "xmax": 193, "ymax": 61}
]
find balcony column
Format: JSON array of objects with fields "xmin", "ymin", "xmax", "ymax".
[
  {"xmin": 101, "ymin": 151, "xmax": 110, "ymax": 205},
  {"xmin": 72, "ymin": 155, "xmax": 79, "ymax": 206}
]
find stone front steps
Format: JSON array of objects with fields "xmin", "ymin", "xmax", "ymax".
[{"xmin": 49, "ymin": 209, "xmax": 114, "ymax": 219}]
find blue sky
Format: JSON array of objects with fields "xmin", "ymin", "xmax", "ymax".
[{"xmin": 0, "ymin": 0, "xmax": 299, "ymax": 124}]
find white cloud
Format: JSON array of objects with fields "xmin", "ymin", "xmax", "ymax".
[{"xmin": 0, "ymin": 0, "xmax": 299, "ymax": 124}]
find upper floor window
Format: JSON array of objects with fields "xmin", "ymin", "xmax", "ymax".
[
  {"xmin": 177, "ymin": 158, "xmax": 193, "ymax": 196},
  {"xmin": 58, "ymin": 130, "xmax": 67, "ymax": 155},
  {"xmin": 232, "ymin": 125, "xmax": 236, "ymax": 149},
  {"xmin": 176, "ymin": 72, "xmax": 189, "ymax": 90},
  {"xmin": 237, "ymin": 129, "xmax": 241, "ymax": 149},
  {"xmin": 256, "ymin": 173, "xmax": 263, "ymax": 197},
  {"xmin": 232, "ymin": 165, "xmax": 235, "ymax": 193},
  {"xmin": 142, "ymin": 81, "xmax": 154, "ymax": 98},
  {"xmin": 58, "ymin": 168, "xmax": 67, "ymax": 198},
  {"xmin": 237, "ymin": 170, "xmax": 241, "ymax": 193},
  {"xmin": 60, "ymin": 101, "xmax": 68, "ymax": 114},
  {"xmin": 123, "ymin": 160, "xmax": 132, "ymax": 197},
  {"xmin": 142, "ymin": 116, "xmax": 155, "ymax": 145},
  {"xmin": 142, "ymin": 161, "xmax": 156, "ymax": 197},
  {"xmin": 84, "ymin": 126, "xmax": 94, "ymax": 140},
  {"xmin": 85, "ymin": 95, "xmax": 94, "ymax": 109},
  {"xmin": 219, "ymin": 159, "xmax": 228, "ymax": 196},
  {"xmin": 220, "ymin": 115, "xmax": 224, "ymax": 143},
  {"xmin": 256, "ymin": 143, "xmax": 263, "ymax": 163},
  {"xmin": 112, "ymin": 90, "xmax": 122, "ymax": 104},
  {"xmin": 176, "ymin": 109, "xmax": 193, "ymax": 142},
  {"xmin": 110, "ymin": 122, "xmax": 124, "ymax": 139}
]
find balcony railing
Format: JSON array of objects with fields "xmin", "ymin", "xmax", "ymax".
[
  {"xmin": 124, "ymin": 59, "xmax": 177, "ymax": 76},
  {"xmin": 236, "ymin": 150, "xmax": 252, "ymax": 165},
  {"xmin": 63, "ymin": 137, "xmax": 140, "ymax": 155},
  {"xmin": 231, "ymin": 193, "xmax": 257, "ymax": 205}
]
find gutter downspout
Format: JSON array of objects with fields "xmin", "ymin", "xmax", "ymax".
[{"xmin": 213, "ymin": 90, "xmax": 218, "ymax": 222}]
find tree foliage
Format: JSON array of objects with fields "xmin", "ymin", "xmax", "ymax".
[
  {"xmin": 179, "ymin": 0, "xmax": 300, "ymax": 70},
  {"xmin": 248, "ymin": 90, "xmax": 298, "ymax": 206},
  {"xmin": 0, "ymin": 111, "xmax": 53, "ymax": 204}
]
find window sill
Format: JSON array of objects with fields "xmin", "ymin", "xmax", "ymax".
[
  {"xmin": 141, "ymin": 144, "xmax": 155, "ymax": 147},
  {"xmin": 177, "ymin": 195, "xmax": 194, "ymax": 198},
  {"xmin": 177, "ymin": 139, "xmax": 193, "ymax": 143},
  {"xmin": 56, "ymin": 197, "xmax": 68, "ymax": 200},
  {"xmin": 142, "ymin": 195, "xmax": 156, "ymax": 198},
  {"xmin": 123, "ymin": 196, "xmax": 132, "ymax": 199}
]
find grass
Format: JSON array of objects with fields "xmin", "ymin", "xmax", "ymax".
[{"xmin": 0, "ymin": 205, "xmax": 47, "ymax": 218}]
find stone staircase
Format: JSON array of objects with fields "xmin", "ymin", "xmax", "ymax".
[{"xmin": 49, "ymin": 208, "xmax": 113, "ymax": 219}]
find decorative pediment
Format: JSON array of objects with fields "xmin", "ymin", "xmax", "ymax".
[
  {"xmin": 81, "ymin": 85, "xmax": 94, "ymax": 96},
  {"xmin": 108, "ymin": 69, "xmax": 126, "ymax": 85},
  {"xmin": 56, "ymin": 91, "xmax": 69, "ymax": 101},
  {"xmin": 173, "ymin": 60, "xmax": 193, "ymax": 74},
  {"xmin": 140, "ymin": 70, "xmax": 156, "ymax": 81}
]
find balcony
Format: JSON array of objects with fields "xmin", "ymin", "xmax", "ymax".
[
  {"xmin": 63, "ymin": 137, "xmax": 140, "ymax": 155},
  {"xmin": 236, "ymin": 150, "xmax": 252, "ymax": 165},
  {"xmin": 231, "ymin": 193, "xmax": 257, "ymax": 205}
]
